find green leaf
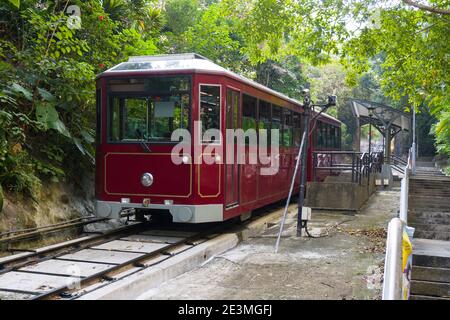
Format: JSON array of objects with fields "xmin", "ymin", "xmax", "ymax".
[
  {"xmin": 36, "ymin": 102, "xmax": 58, "ymax": 125},
  {"xmin": 10, "ymin": 83, "xmax": 32, "ymax": 101},
  {"xmin": 48, "ymin": 119, "xmax": 71, "ymax": 138},
  {"xmin": 8, "ymin": 0, "xmax": 20, "ymax": 9},
  {"xmin": 37, "ymin": 88, "xmax": 56, "ymax": 102},
  {"xmin": 80, "ymin": 130, "xmax": 95, "ymax": 143},
  {"xmin": 73, "ymin": 138, "xmax": 86, "ymax": 155}
]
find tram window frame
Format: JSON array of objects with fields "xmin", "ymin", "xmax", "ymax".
[
  {"xmin": 242, "ymin": 94, "xmax": 258, "ymax": 146},
  {"xmin": 330, "ymin": 126, "xmax": 336, "ymax": 148},
  {"xmin": 293, "ymin": 112, "xmax": 302, "ymax": 147},
  {"xmin": 283, "ymin": 108, "xmax": 293, "ymax": 147},
  {"xmin": 200, "ymin": 84, "xmax": 221, "ymax": 144},
  {"xmin": 272, "ymin": 105, "xmax": 283, "ymax": 147},
  {"xmin": 316, "ymin": 121, "xmax": 323, "ymax": 148},
  {"xmin": 106, "ymin": 75, "xmax": 191, "ymax": 144},
  {"xmin": 258, "ymin": 100, "xmax": 272, "ymax": 147}
]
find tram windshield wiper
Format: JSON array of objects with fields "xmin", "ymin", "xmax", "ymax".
[{"xmin": 136, "ymin": 129, "xmax": 151, "ymax": 153}]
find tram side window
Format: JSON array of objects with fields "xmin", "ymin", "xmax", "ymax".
[
  {"xmin": 283, "ymin": 109, "xmax": 293, "ymax": 147},
  {"xmin": 330, "ymin": 126, "xmax": 336, "ymax": 148},
  {"xmin": 272, "ymin": 105, "xmax": 282, "ymax": 146},
  {"xmin": 109, "ymin": 97, "xmax": 147, "ymax": 141},
  {"xmin": 149, "ymin": 95, "xmax": 189, "ymax": 140},
  {"xmin": 200, "ymin": 85, "xmax": 221, "ymax": 143},
  {"xmin": 242, "ymin": 94, "xmax": 257, "ymax": 145},
  {"xmin": 316, "ymin": 122, "xmax": 324, "ymax": 148},
  {"xmin": 258, "ymin": 100, "xmax": 271, "ymax": 146},
  {"xmin": 293, "ymin": 112, "xmax": 302, "ymax": 147}
]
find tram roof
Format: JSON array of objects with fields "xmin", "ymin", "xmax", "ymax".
[{"xmin": 101, "ymin": 53, "xmax": 341, "ymax": 125}]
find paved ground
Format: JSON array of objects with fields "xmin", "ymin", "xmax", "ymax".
[{"xmin": 138, "ymin": 188, "xmax": 400, "ymax": 300}]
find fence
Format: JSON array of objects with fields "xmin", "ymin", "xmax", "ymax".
[{"xmin": 312, "ymin": 151, "xmax": 383, "ymax": 184}]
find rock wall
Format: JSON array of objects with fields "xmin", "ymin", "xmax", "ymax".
[{"xmin": 0, "ymin": 175, "xmax": 94, "ymax": 233}]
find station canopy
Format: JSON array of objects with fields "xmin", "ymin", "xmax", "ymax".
[{"xmin": 350, "ymin": 99, "xmax": 410, "ymax": 136}]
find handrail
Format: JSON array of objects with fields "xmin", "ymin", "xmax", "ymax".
[
  {"xmin": 312, "ymin": 150, "xmax": 383, "ymax": 184},
  {"xmin": 382, "ymin": 146, "xmax": 414, "ymax": 300},
  {"xmin": 391, "ymin": 154, "xmax": 407, "ymax": 166},
  {"xmin": 382, "ymin": 218, "xmax": 404, "ymax": 300}
]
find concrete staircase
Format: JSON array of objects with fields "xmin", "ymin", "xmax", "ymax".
[{"xmin": 409, "ymin": 173, "xmax": 450, "ymax": 300}]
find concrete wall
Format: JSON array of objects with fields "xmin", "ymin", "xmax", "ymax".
[{"xmin": 305, "ymin": 176, "xmax": 376, "ymax": 211}]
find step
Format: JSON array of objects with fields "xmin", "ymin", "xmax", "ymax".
[
  {"xmin": 410, "ymin": 280, "xmax": 450, "ymax": 297},
  {"xmin": 410, "ymin": 203, "xmax": 450, "ymax": 211},
  {"xmin": 409, "ymin": 211, "xmax": 450, "ymax": 219},
  {"xmin": 414, "ymin": 231, "xmax": 450, "ymax": 241},
  {"xmin": 410, "ymin": 177, "xmax": 450, "ymax": 183},
  {"xmin": 410, "ymin": 224, "xmax": 450, "ymax": 234},
  {"xmin": 410, "ymin": 188, "xmax": 450, "ymax": 192},
  {"xmin": 412, "ymin": 239, "xmax": 450, "ymax": 268},
  {"xmin": 411, "ymin": 266, "xmax": 450, "ymax": 283},
  {"xmin": 409, "ymin": 216, "xmax": 450, "ymax": 225},
  {"xmin": 410, "ymin": 294, "xmax": 450, "ymax": 300},
  {"xmin": 410, "ymin": 195, "xmax": 450, "ymax": 203}
]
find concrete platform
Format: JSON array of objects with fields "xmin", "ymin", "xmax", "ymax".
[{"xmin": 136, "ymin": 189, "xmax": 399, "ymax": 300}]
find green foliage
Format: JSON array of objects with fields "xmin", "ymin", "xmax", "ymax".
[
  {"xmin": 344, "ymin": 1, "xmax": 449, "ymax": 158},
  {"xmin": 2, "ymin": 0, "xmax": 448, "ymax": 199},
  {"xmin": 0, "ymin": 0, "xmax": 163, "ymax": 196},
  {"xmin": 0, "ymin": 183, "xmax": 3, "ymax": 212}
]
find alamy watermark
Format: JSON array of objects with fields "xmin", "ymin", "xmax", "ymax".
[
  {"xmin": 66, "ymin": 5, "xmax": 81, "ymax": 30},
  {"xmin": 168, "ymin": 121, "xmax": 290, "ymax": 176}
]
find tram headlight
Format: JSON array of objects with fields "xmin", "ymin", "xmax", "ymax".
[{"xmin": 141, "ymin": 172, "xmax": 154, "ymax": 187}]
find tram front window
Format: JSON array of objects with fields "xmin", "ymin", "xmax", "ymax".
[{"xmin": 107, "ymin": 77, "xmax": 190, "ymax": 143}]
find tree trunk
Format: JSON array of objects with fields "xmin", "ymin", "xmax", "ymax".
[{"xmin": 0, "ymin": 184, "xmax": 3, "ymax": 213}]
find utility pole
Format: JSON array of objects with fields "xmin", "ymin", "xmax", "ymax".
[
  {"xmin": 412, "ymin": 106, "xmax": 416, "ymax": 175},
  {"xmin": 296, "ymin": 91, "xmax": 337, "ymax": 237},
  {"xmin": 297, "ymin": 89, "xmax": 311, "ymax": 237}
]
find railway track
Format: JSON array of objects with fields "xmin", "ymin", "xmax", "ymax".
[
  {"xmin": 0, "ymin": 218, "xmax": 234, "ymax": 300},
  {"xmin": 0, "ymin": 202, "xmax": 287, "ymax": 300}
]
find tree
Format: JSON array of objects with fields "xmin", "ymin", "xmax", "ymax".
[
  {"xmin": 0, "ymin": 0, "xmax": 161, "ymax": 195},
  {"xmin": 343, "ymin": 1, "xmax": 449, "ymax": 161}
]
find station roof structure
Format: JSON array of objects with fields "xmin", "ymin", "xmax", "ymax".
[{"xmin": 350, "ymin": 99, "xmax": 410, "ymax": 136}]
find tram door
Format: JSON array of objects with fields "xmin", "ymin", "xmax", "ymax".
[{"xmin": 225, "ymin": 89, "xmax": 240, "ymax": 207}]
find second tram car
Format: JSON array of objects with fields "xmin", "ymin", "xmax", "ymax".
[{"xmin": 94, "ymin": 54, "xmax": 341, "ymax": 223}]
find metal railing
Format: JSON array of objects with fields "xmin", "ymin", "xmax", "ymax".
[
  {"xmin": 312, "ymin": 151, "xmax": 383, "ymax": 185},
  {"xmin": 382, "ymin": 148, "xmax": 413, "ymax": 300}
]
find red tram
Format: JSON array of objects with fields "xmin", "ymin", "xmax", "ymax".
[{"xmin": 94, "ymin": 53, "xmax": 341, "ymax": 223}]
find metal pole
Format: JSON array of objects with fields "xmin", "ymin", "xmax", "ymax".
[
  {"xmin": 412, "ymin": 106, "xmax": 416, "ymax": 175},
  {"xmin": 297, "ymin": 93, "xmax": 311, "ymax": 237},
  {"xmin": 275, "ymin": 131, "xmax": 307, "ymax": 253},
  {"xmin": 368, "ymin": 120, "xmax": 372, "ymax": 156}
]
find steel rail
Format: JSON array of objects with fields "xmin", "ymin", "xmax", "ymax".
[
  {"xmin": 0, "ymin": 217, "xmax": 108, "ymax": 245},
  {"xmin": 32, "ymin": 226, "xmax": 225, "ymax": 300},
  {"xmin": 0, "ymin": 216, "xmax": 100, "ymax": 238},
  {"xmin": 0, "ymin": 222, "xmax": 145, "ymax": 274}
]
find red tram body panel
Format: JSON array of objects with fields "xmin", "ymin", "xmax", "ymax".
[{"xmin": 94, "ymin": 54, "xmax": 341, "ymax": 223}]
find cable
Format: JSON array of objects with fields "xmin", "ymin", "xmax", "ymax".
[{"xmin": 301, "ymin": 220, "xmax": 328, "ymax": 238}]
